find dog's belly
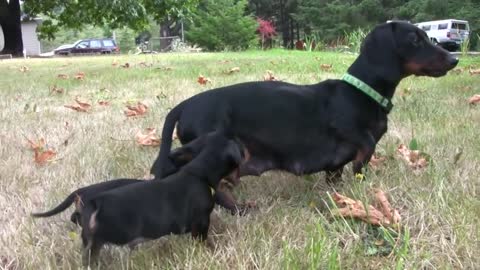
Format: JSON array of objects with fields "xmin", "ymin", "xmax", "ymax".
[{"xmin": 240, "ymin": 142, "xmax": 356, "ymax": 176}]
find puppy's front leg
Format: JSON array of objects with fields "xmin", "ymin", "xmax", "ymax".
[{"xmin": 191, "ymin": 217, "xmax": 214, "ymax": 249}]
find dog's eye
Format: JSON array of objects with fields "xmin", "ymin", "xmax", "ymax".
[{"xmin": 408, "ymin": 33, "xmax": 420, "ymax": 47}]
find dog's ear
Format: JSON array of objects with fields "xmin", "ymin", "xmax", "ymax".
[{"xmin": 359, "ymin": 23, "xmax": 400, "ymax": 81}]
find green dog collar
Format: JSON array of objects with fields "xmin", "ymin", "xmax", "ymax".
[{"xmin": 341, "ymin": 73, "xmax": 393, "ymax": 113}]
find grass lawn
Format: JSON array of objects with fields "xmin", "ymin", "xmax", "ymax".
[{"xmin": 0, "ymin": 50, "xmax": 479, "ymax": 269}]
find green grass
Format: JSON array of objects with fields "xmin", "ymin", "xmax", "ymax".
[{"xmin": 0, "ymin": 50, "xmax": 479, "ymax": 269}]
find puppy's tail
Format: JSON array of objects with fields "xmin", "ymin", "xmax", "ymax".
[
  {"xmin": 150, "ymin": 102, "xmax": 184, "ymax": 177},
  {"xmin": 31, "ymin": 193, "xmax": 77, "ymax": 218}
]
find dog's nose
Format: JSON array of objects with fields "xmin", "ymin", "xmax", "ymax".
[{"xmin": 449, "ymin": 57, "xmax": 459, "ymax": 67}]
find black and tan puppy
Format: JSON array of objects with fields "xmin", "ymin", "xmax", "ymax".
[
  {"xmin": 80, "ymin": 131, "xmax": 243, "ymax": 266},
  {"xmin": 30, "ymin": 148, "xmax": 202, "ymax": 225}
]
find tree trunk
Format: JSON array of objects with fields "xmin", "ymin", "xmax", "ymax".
[{"xmin": 0, "ymin": 0, "xmax": 23, "ymax": 56}]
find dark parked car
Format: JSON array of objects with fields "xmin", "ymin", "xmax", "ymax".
[{"xmin": 54, "ymin": 38, "xmax": 119, "ymax": 55}]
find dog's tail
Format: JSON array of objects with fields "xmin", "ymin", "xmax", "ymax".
[
  {"xmin": 150, "ymin": 102, "xmax": 185, "ymax": 177},
  {"xmin": 31, "ymin": 193, "xmax": 77, "ymax": 218}
]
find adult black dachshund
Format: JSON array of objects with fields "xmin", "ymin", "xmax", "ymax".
[{"xmin": 151, "ymin": 22, "xmax": 458, "ymax": 213}]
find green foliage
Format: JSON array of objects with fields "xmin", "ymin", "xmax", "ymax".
[
  {"xmin": 294, "ymin": 0, "xmax": 480, "ymax": 44},
  {"xmin": 23, "ymin": 0, "xmax": 199, "ymax": 40},
  {"xmin": 186, "ymin": 0, "xmax": 258, "ymax": 51},
  {"xmin": 344, "ymin": 28, "xmax": 369, "ymax": 53}
]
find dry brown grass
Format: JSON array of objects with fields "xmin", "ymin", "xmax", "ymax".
[{"xmin": 0, "ymin": 51, "xmax": 479, "ymax": 269}]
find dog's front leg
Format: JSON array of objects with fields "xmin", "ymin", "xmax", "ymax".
[{"xmin": 351, "ymin": 133, "xmax": 376, "ymax": 176}]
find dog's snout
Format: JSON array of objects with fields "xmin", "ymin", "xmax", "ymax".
[{"xmin": 448, "ymin": 56, "xmax": 459, "ymax": 67}]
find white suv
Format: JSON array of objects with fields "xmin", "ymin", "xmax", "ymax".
[{"xmin": 415, "ymin": 19, "xmax": 470, "ymax": 51}]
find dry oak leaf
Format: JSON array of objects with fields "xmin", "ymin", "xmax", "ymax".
[
  {"xmin": 332, "ymin": 191, "xmax": 400, "ymax": 227},
  {"xmin": 136, "ymin": 128, "xmax": 161, "ymax": 146},
  {"xmin": 469, "ymin": 68, "xmax": 480, "ymax": 75},
  {"xmin": 225, "ymin": 67, "xmax": 240, "ymax": 74},
  {"xmin": 468, "ymin": 94, "xmax": 480, "ymax": 105},
  {"xmin": 74, "ymin": 72, "xmax": 85, "ymax": 80},
  {"xmin": 369, "ymin": 154, "xmax": 387, "ymax": 170},
  {"xmin": 50, "ymin": 85, "xmax": 64, "ymax": 94},
  {"xmin": 98, "ymin": 100, "xmax": 110, "ymax": 106},
  {"xmin": 35, "ymin": 149, "xmax": 57, "ymax": 165},
  {"xmin": 320, "ymin": 64, "xmax": 333, "ymax": 71},
  {"xmin": 263, "ymin": 70, "xmax": 278, "ymax": 81},
  {"xmin": 197, "ymin": 75, "xmax": 211, "ymax": 85},
  {"xmin": 332, "ymin": 192, "xmax": 390, "ymax": 226},
  {"xmin": 57, "ymin": 74, "xmax": 69, "ymax": 79},
  {"xmin": 64, "ymin": 97, "xmax": 91, "ymax": 112},
  {"xmin": 19, "ymin": 66, "xmax": 29, "ymax": 72},
  {"xmin": 372, "ymin": 189, "xmax": 401, "ymax": 224},
  {"xmin": 396, "ymin": 144, "xmax": 428, "ymax": 169},
  {"xmin": 26, "ymin": 138, "xmax": 57, "ymax": 165},
  {"xmin": 125, "ymin": 102, "xmax": 148, "ymax": 117}
]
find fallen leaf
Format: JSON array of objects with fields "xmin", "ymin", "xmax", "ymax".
[
  {"xmin": 369, "ymin": 154, "xmax": 386, "ymax": 170},
  {"xmin": 74, "ymin": 72, "xmax": 85, "ymax": 80},
  {"xmin": 332, "ymin": 192, "xmax": 388, "ymax": 226},
  {"xmin": 98, "ymin": 100, "xmax": 110, "ymax": 106},
  {"xmin": 469, "ymin": 68, "xmax": 480, "ymax": 75},
  {"xmin": 197, "ymin": 75, "xmax": 211, "ymax": 85},
  {"xmin": 125, "ymin": 102, "xmax": 148, "ymax": 117},
  {"xmin": 35, "ymin": 149, "xmax": 57, "ymax": 165},
  {"xmin": 225, "ymin": 67, "xmax": 240, "ymax": 74},
  {"xmin": 64, "ymin": 97, "xmax": 91, "ymax": 112},
  {"xmin": 468, "ymin": 94, "xmax": 480, "ymax": 105},
  {"xmin": 19, "ymin": 66, "xmax": 29, "ymax": 72},
  {"xmin": 332, "ymin": 191, "xmax": 400, "ymax": 227},
  {"xmin": 372, "ymin": 189, "xmax": 401, "ymax": 224},
  {"xmin": 396, "ymin": 144, "xmax": 428, "ymax": 170},
  {"xmin": 74, "ymin": 97, "xmax": 91, "ymax": 108},
  {"xmin": 57, "ymin": 74, "xmax": 69, "ymax": 79},
  {"xmin": 26, "ymin": 138, "xmax": 57, "ymax": 165},
  {"xmin": 121, "ymin": 63, "xmax": 130, "ymax": 68},
  {"xmin": 135, "ymin": 128, "xmax": 161, "ymax": 146},
  {"xmin": 263, "ymin": 70, "xmax": 278, "ymax": 81},
  {"xmin": 50, "ymin": 85, "xmax": 64, "ymax": 94},
  {"xmin": 320, "ymin": 64, "xmax": 333, "ymax": 71}
]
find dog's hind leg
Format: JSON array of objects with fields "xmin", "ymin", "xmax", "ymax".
[{"xmin": 82, "ymin": 240, "xmax": 103, "ymax": 267}]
